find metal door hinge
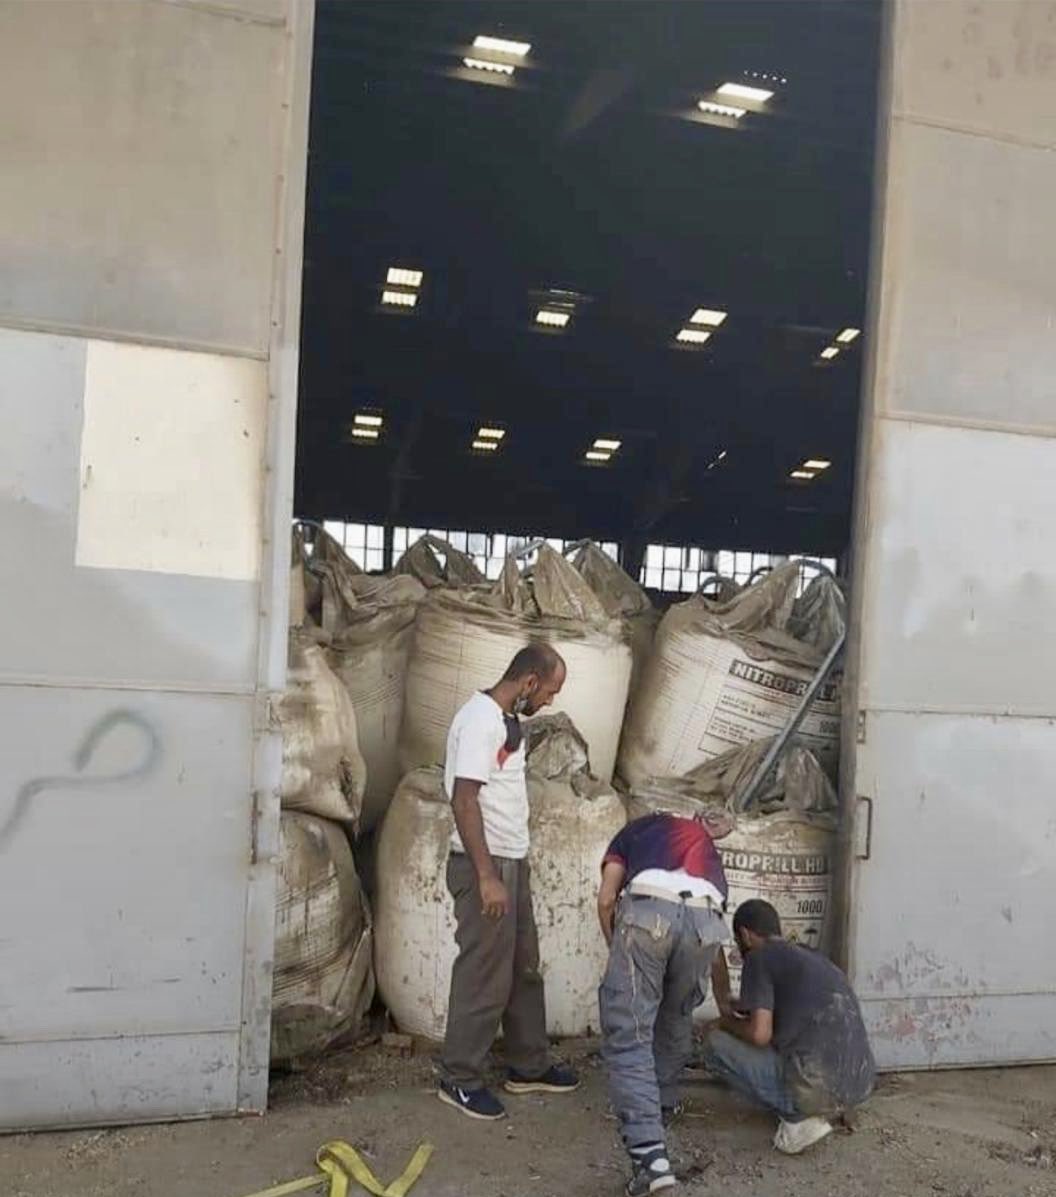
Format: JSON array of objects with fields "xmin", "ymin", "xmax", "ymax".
[{"xmin": 856, "ymin": 710, "xmax": 867, "ymax": 744}]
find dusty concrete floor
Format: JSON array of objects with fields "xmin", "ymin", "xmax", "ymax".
[{"xmin": 2, "ymin": 1038, "xmax": 1054, "ymax": 1197}]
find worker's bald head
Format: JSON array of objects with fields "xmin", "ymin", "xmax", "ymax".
[
  {"xmin": 503, "ymin": 642, "xmax": 566, "ymax": 715},
  {"xmin": 503, "ymin": 642, "xmax": 566, "ymax": 684}
]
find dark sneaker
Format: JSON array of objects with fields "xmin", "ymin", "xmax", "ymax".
[
  {"xmin": 437, "ymin": 1080, "xmax": 506, "ymax": 1121},
  {"xmin": 626, "ymin": 1147, "xmax": 676, "ymax": 1195},
  {"xmin": 504, "ymin": 1064, "xmax": 580, "ymax": 1094}
]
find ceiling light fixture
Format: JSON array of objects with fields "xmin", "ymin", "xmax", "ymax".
[
  {"xmin": 698, "ymin": 100, "xmax": 747, "ymax": 119},
  {"xmin": 790, "ymin": 469, "xmax": 815, "ymax": 480},
  {"xmin": 836, "ymin": 327, "xmax": 861, "ymax": 344},
  {"xmin": 354, "ymin": 413, "xmax": 383, "ymax": 427},
  {"xmin": 718, "ymin": 81, "xmax": 774, "ymax": 103},
  {"xmin": 803, "ymin": 459, "xmax": 832, "ymax": 470},
  {"xmin": 677, "ymin": 328, "xmax": 711, "ymax": 344},
  {"xmin": 386, "ymin": 267, "xmax": 423, "ymax": 288},
  {"xmin": 585, "ymin": 450, "xmax": 611, "ymax": 463},
  {"xmin": 472, "ymin": 439, "xmax": 498, "ymax": 452},
  {"xmin": 477, "ymin": 427, "xmax": 506, "ymax": 440},
  {"xmin": 690, "ymin": 308, "xmax": 727, "ymax": 327},
  {"xmin": 593, "ymin": 438, "xmax": 621, "ymax": 452},
  {"xmin": 472, "ymin": 35, "xmax": 531, "ymax": 56},
  {"xmin": 463, "ymin": 56, "xmax": 515, "ymax": 75},
  {"xmin": 536, "ymin": 309, "xmax": 571, "ymax": 328},
  {"xmin": 351, "ymin": 427, "xmax": 380, "ymax": 441},
  {"xmin": 819, "ymin": 346, "xmax": 840, "ymax": 360},
  {"xmin": 382, "ymin": 290, "xmax": 417, "ymax": 308}
]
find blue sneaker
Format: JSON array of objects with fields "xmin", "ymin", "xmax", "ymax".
[
  {"xmin": 504, "ymin": 1064, "xmax": 580, "ymax": 1094},
  {"xmin": 437, "ymin": 1079, "xmax": 506, "ymax": 1121}
]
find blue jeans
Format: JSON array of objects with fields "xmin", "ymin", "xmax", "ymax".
[
  {"xmin": 600, "ymin": 896, "xmax": 726, "ymax": 1150},
  {"xmin": 701, "ymin": 1029, "xmax": 801, "ymax": 1120}
]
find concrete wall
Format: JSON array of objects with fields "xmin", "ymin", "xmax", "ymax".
[
  {"xmin": 0, "ymin": 0, "xmax": 313, "ymax": 1126},
  {"xmin": 845, "ymin": 0, "xmax": 1056, "ymax": 1068}
]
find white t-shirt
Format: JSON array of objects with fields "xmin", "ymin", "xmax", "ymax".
[{"xmin": 444, "ymin": 690, "xmax": 529, "ymax": 860}]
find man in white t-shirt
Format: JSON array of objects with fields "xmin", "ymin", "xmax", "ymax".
[{"xmin": 437, "ymin": 642, "xmax": 580, "ymax": 1121}]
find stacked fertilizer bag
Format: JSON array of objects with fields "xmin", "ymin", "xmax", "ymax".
[
  {"xmin": 629, "ymin": 735, "xmax": 840, "ymax": 1018},
  {"xmin": 393, "ymin": 532, "xmax": 487, "ymax": 589},
  {"xmin": 617, "ymin": 560, "xmax": 845, "ymax": 787},
  {"xmin": 269, "ymin": 532, "xmax": 375, "ymax": 1067},
  {"xmin": 310, "ymin": 530, "xmax": 429, "ymax": 833},
  {"xmin": 399, "ymin": 544, "xmax": 634, "ymax": 784},
  {"xmin": 568, "ymin": 540, "xmax": 659, "ymax": 703},
  {"xmin": 374, "ymin": 714, "xmax": 627, "ymax": 1040}
]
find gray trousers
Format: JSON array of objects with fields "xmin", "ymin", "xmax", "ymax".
[
  {"xmin": 440, "ymin": 853, "xmax": 550, "ymax": 1088},
  {"xmin": 600, "ymin": 894, "xmax": 726, "ymax": 1150}
]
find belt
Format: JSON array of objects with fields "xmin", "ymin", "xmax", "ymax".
[{"xmin": 626, "ymin": 881, "xmax": 721, "ymax": 910}]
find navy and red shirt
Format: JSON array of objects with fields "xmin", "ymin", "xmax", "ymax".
[{"xmin": 603, "ymin": 813, "xmax": 728, "ymax": 900}]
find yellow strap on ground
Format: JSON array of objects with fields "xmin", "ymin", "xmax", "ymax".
[{"xmin": 239, "ymin": 1140, "xmax": 434, "ymax": 1197}]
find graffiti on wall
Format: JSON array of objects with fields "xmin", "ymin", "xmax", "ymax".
[{"xmin": 0, "ymin": 708, "xmax": 161, "ymax": 851}]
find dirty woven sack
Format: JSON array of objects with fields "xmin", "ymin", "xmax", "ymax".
[
  {"xmin": 630, "ymin": 737, "xmax": 838, "ymax": 1006},
  {"xmin": 394, "ymin": 534, "xmax": 486, "ymax": 589},
  {"xmin": 375, "ymin": 713, "xmax": 627, "ymax": 1039},
  {"xmin": 399, "ymin": 545, "xmax": 632, "ymax": 782},
  {"xmin": 324, "ymin": 572, "xmax": 426, "ymax": 832},
  {"xmin": 272, "ymin": 810, "xmax": 375, "ymax": 1065},
  {"xmin": 276, "ymin": 630, "xmax": 366, "ymax": 829},
  {"xmin": 618, "ymin": 562, "xmax": 841, "ymax": 786}
]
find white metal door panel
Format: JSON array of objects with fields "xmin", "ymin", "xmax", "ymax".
[
  {"xmin": 0, "ymin": 686, "xmax": 255, "ymax": 1128},
  {"xmin": 852, "ymin": 709, "xmax": 1056, "ymax": 1068},
  {"xmin": 849, "ymin": 419, "xmax": 1056, "ymax": 1067}
]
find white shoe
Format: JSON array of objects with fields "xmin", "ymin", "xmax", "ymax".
[{"xmin": 773, "ymin": 1116, "xmax": 833, "ymax": 1155}]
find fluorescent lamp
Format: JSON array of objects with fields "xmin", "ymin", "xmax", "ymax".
[
  {"xmin": 718, "ymin": 82, "xmax": 774, "ymax": 103},
  {"xmin": 382, "ymin": 290, "xmax": 417, "ymax": 308},
  {"xmin": 352, "ymin": 428, "xmax": 379, "ymax": 441},
  {"xmin": 803, "ymin": 459, "xmax": 831, "ymax": 470},
  {"xmin": 593, "ymin": 438, "xmax": 621, "ymax": 452},
  {"xmin": 472, "ymin": 439, "xmax": 498, "ymax": 452},
  {"xmin": 790, "ymin": 470, "xmax": 815, "ymax": 480},
  {"xmin": 718, "ymin": 449, "xmax": 728, "ymax": 460},
  {"xmin": 354, "ymin": 413, "xmax": 383, "ymax": 427},
  {"xmin": 386, "ymin": 267, "xmax": 423, "ymax": 287},
  {"xmin": 836, "ymin": 327, "xmax": 860, "ymax": 344},
  {"xmin": 477, "ymin": 427, "xmax": 506, "ymax": 440},
  {"xmin": 463, "ymin": 57, "xmax": 515, "ymax": 75},
  {"xmin": 819, "ymin": 346, "xmax": 840, "ymax": 360},
  {"xmin": 698, "ymin": 101, "xmax": 747, "ymax": 119},
  {"xmin": 677, "ymin": 328, "xmax": 711, "ymax": 344},
  {"xmin": 690, "ymin": 308, "xmax": 727, "ymax": 327},
  {"xmin": 585, "ymin": 451, "xmax": 611, "ymax": 462},
  {"xmin": 536, "ymin": 309, "xmax": 571, "ymax": 328},
  {"xmin": 473, "ymin": 35, "xmax": 531, "ymax": 57}
]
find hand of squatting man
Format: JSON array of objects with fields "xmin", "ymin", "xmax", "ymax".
[{"xmin": 436, "ymin": 642, "xmax": 580, "ymax": 1122}]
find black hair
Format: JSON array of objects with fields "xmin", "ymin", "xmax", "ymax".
[
  {"xmin": 503, "ymin": 641, "xmax": 565, "ymax": 682},
  {"xmin": 732, "ymin": 899, "xmax": 782, "ymax": 939}
]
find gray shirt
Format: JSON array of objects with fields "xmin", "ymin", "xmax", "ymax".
[{"xmin": 739, "ymin": 939, "xmax": 876, "ymax": 1115}]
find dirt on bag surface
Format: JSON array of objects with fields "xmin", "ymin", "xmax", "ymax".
[{"xmin": 3, "ymin": 1036, "xmax": 1055, "ymax": 1197}]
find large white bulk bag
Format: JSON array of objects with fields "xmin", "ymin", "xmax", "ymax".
[
  {"xmin": 618, "ymin": 563, "xmax": 841, "ymax": 787},
  {"xmin": 326, "ymin": 574, "xmax": 426, "ymax": 832},
  {"xmin": 395, "ymin": 534, "xmax": 486, "ymax": 589},
  {"xmin": 271, "ymin": 811, "xmax": 375, "ymax": 1065},
  {"xmin": 570, "ymin": 541, "xmax": 659, "ymax": 700},
  {"xmin": 400, "ymin": 546, "xmax": 632, "ymax": 783},
  {"xmin": 276, "ymin": 631, "xmax": 366, "ymax": 829},
  {"xmin": 629, "ymin": 738, "xmax": 838, "ymax": 1009},
  {"xmin": 375, "ymin": 716, "xmax": 627, "ymax": 1040}
]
